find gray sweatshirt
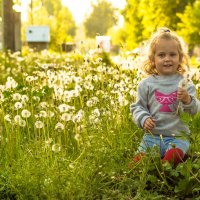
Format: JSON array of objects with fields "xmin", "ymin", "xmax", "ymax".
[{"xmin": 130, "ymin": 73, "xmax": 199, "ymax": 137}]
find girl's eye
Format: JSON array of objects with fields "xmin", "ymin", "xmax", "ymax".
[
  {"xmin": 158, "ymin": 54, "xmax": 165, "ymax": 57},
  {"xmin": 170, "ymin": 53, "xmax": 177, "ymax": 56}
]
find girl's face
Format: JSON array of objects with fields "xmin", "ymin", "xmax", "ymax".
[{"xmin": 153, "ymin": 38, "xmax": 180, "ymax": 76}]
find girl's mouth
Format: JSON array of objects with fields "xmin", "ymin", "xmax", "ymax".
[{"xmin": 163, "ymin": 64, "xmax": 172, "ymax": 67}]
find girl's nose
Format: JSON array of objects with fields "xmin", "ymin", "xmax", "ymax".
[{"xmin": 164, "ymin": 55, "xmax": 170, "ymax": 61}]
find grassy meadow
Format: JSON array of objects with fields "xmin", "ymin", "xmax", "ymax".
[{"xmin": 0, "ymin": 50, "xmax": 200, "ymax": 199}]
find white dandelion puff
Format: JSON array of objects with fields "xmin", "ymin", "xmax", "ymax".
[
  {"xmin": 72, "ymin": 109, "xmax": 84, "ymax": 123},
  {"xmin": 178, "ymin": 78, "xmax": 190, "ymax": 89},
  {"xmin": 14, "ymin": 102, "xmax": 23, "ymax": 110},
  {"xmin": 21, "ymin": 95, "xmax": 29, "ymax": 103},
  {"xmin": 25, "ymin": 76, "xmax": 35, "ymax": 82},
  {"xmin": 39, "ymin": 110, "xmax": 48, "ymax": 118},
  {"xmin": 19, "ymin": 119, "xmax": 26, "ymax": 127},
  {"xmin": 14, "ymin": 115, "xmax": 21, "ymax": 123},
  {"xmin": 176, "ymin": 77, "xmax": 190, "ymax": 115},
  {"xmin": 60, "ymin": 113, "xmax": 72, "ymax": 122},
  {"xmin": 35, "ymin": 120, "xmax": 44, "ymax": 129},
  {"xmin": 91, "ymin": 108, "xmax": 100, "ymax": 117},
  {"xmin": 55, "ymin": 122, "xmax": 65, "ymax": 131},
  {"xmin": 21, "ymin": 109, "xmax": 31, "ymax": 118},
  {"xmin": 5, "ymin": 77, "xmax": 18, "ymax": 89},
  {"xmin": 4, "ymin": 114, "xmax": 11, "ymax": 122},
  {"xmin": 39, "ymin": 102, "xmax": 48, "ymax": 108},
  {"xmin": 45, "ymin": 138, "xmax": 53, "ymax": 147},
  {"xmin": 52, "ymin": 144, "xmax": 61, "ymax": 153},
  {"xmin": 12, "ymin": 93, "xmax": 21, "ymax": 101},
  {"xmin": 45, "ymin": 138, "xmax": 53, "ymax": 146},
  {"xmin": 74, "ymin": 133, "xmax": 81, "ymax": 141},
  {"xmin": 58, "ymin": 104, "xmax": 74, "ymax": 113}
]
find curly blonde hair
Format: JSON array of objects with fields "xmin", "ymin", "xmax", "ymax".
[{"xmin": 142, "ymin": 27, "xmax": 190, "ymax": 75}]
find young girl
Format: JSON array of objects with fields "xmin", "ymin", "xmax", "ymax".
[{"xmin": 130, "ymin": 27, "xmax": 200, "ymax": 167}]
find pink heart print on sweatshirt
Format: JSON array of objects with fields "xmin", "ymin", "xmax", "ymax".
[{"xmin": 154, "ymin": 90, "xmax": 177, "ymax": 112}]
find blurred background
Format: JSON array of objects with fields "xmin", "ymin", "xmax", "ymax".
[{"xmin": 1, "ymin": 0, "xmax": 200, "ymax": 58}]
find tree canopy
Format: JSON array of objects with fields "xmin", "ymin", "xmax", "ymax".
[
  {"xmin": 84, "ymin": 0, "xmax": 117, "ymax": 38},
  {"xmin": 121, "ymin": 0, "xmax": 196, "ymax": 50},
  {"xmin": 24, "ymin": 0, "xmax": 76, "ymax": 50},
  {"xmin": 177, "ymin": 0, "xmax": 200, "ymax": 49}
]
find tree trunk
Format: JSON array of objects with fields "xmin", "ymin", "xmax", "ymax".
[{"xmin": 2, "ymin": 0, "xmax": 15, "ymax": 51}]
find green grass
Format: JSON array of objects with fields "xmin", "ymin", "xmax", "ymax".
[{"xmin": 0, "ymin": 50, "xmax": 199, "ymax": 199}]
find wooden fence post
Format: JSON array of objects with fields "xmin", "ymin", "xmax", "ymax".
[{"xmin": 14, "ymin": 11, "xmax": 21, "ymax": 52}]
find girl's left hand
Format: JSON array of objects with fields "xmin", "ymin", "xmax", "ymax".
[{"xmin": 177, "ymin": 88, "xmax": 191, "ymax": 105}]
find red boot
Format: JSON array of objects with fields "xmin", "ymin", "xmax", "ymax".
[{"xmin": 162, "ymin": 148, "xmax": 184, "ymax": 167}]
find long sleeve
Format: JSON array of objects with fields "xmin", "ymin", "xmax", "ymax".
[
  {"xmin": 130, "ymin": 80, "xmax": 151, "ymax": 128},
  {"xmin": 182, "ymin": 82, "xmax": 200, "ymax": 115}
]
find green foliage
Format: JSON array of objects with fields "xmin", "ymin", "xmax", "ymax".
[
  {"xmin": 121, "ymin": 0, "xmax": 195, "ymax": 50},
  {"xmin": 22, "ymin": 0, "xmax": 76, "ymax": 50},
  {"xmin": 122, "ymin": 0, "xmax": 144, "ymax": 49},
  {"xmin": 0, "ymin": 51, "xmax": 200, "ymax": 199},
  {"xmin": 84, "ymin": 0, "xmax": 117, "ymax": 38},
  {"xmin": 177, "ymin": 0, "xmax": 200, "ymax": 49}
]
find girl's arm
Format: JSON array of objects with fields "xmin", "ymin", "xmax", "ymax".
[
  {"xmin": 130, "ymin": 81, "xmax": 151, "ymax": 128},
  {"xmin": 180, "ymin": 83, "xmax": 200, "ymax": 115}
]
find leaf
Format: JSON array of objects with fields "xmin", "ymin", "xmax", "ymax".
[
  {"xmin": 170, "ymin": 170, "xmax": 179, "ymax": 177},
  {"xmin": 179, "ymin": 112, "xmax": 192, "ymax": 124},
  {"xmin": 174, "ymin": 179, "xmax": 189, "ymax": 193}
]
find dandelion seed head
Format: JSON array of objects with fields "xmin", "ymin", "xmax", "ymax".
[
  {"xmin": 39, "ymin": 101, "xmax": 48, "ymax": 108},
  {"xmin": 83, "ymin": 82, "xmax": 94, "ymax": 90},
  {"xmin": 19, "ymin": 119, "xmax": 26, "ymax": 127},
  {"xmin": 60, "ymin": 113, "xmax": 72, "ymax": 122},
  {"xmin": 52, "ymin": 144, "xmax": 61, "ymax": 153},
  {"xmin": 25, "ymin": 76, "xmax": 34, "ymax": 82},
  {"xmin": 21, "ymin": 109, "xmax": 31, "ymax": 118},
  {"xmin": 14, "ymin": 115, "xmax": 21, "ymax": 123},
  {"xmin": 118, "ymin": 95, "xmax": 129, "ymax": 106},
  {"xmin": 14, "ymin": 102, "xmax": 23, "ymax": 110},
  {"xmin": 86, "ymin": 100, "xmax": 93, "ymax": 107},
  {"xmin": 12, "ymin": 93, "xmax": 21, "ymax": 101},
  {"xmin": 45, "ymin": 138, "xmax": 53, "ymax": 147},
  {"xmin": 72, "ymin": 110, "xmax": 84, "ymax": 123},
  {"xmin": 55, "ymin": 122, "xmax": 64, "ymax": 131},
  {"xmin": 178, "ymin": 78, "xmax": 190, "ymax": 89},
  {"xmin": 35, "ymin": 120, "xmax": 44, "ymax": 129},
  {"xmin": 21, "ymin": 95, "xmax": 29, "ymax": 102},
  {"xmin": 5, "ymin": 76, "xmax": 18, "ymax": 89},
  {"xmin": 58, "ymin": 104, "xmax": 73, "ymax": 113},
  {"xmin": 4, "ymin": 114, "xmax": 11, "ymax": 122},
  {"xmin": 91, "ymin": 108, "xmax": 100, "ymax": 117},
  {"xmin": 74, "ymin": 133, "xmax": 81, "ymax": 141},
  {"xmin": 39, "ymin": 110, "xmax": 48, "ymax": 118}
]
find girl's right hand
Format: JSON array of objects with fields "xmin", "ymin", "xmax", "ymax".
[{"xmin": 143, "ymin": 117, "xmax": 156, "ymax": 131}]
